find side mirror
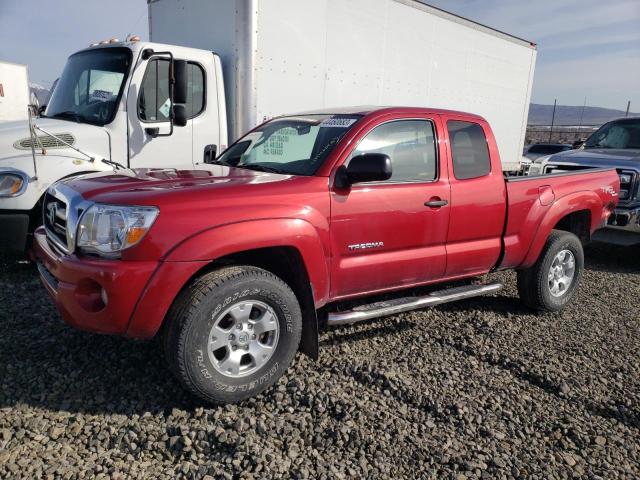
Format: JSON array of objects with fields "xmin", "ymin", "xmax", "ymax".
[
  {"xmin": 173, "ymin": 104, "xmax": 188, "ymax": 127},
  {"xmin": 173, "ymin": 60, "xmax": 188, "ymax": 105},
  {"xmin": 37, "ymin": 105, "xmax": 47, "ymax": 116},
  {"xmin": 335, "ymin": 153, "xmax": 392, "ymax": 188}
]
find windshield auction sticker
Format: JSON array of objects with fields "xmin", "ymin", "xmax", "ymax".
[
  {"xmin": 90, "ymin": 90, "xmax": 114, "ymax": 102},
  {"xmin": 320, "ymin": 118, "xmax": 358, "ymax": 128}
]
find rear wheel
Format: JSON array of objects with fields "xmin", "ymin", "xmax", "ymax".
[
  {"xmin": 517, "ymin": 229, "xmax": 584, "ymax": 312},
  {"xmin": 163, "ymin": 266, "xmax": 302, "ymax": 404}
]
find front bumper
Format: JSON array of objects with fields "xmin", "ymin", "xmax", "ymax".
[
  {"xmin": 33, "ymin": 227, "xmax": 159, "ymax": 336},
  {"xmin": 0, "ymin": 211, "xmax": 30, "ymax": 253},
  {"xmin": 592, "ymin": 206, "xmax": 640, "ymax": 246},
  {"xmin": 606, "ymin": 206, "xmax": 640, "ymax": 233},
  {"xmin": 33, "ymin": 227, "xmax": 210, "ymax": 338}
]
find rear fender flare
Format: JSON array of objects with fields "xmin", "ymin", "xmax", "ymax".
[{"xmin": 520, "ymin": 191, "xmax": 601, "ymax": 268}]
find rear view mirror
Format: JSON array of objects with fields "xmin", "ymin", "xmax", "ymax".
[
  {"xmin": 334, "ymin": 153, "xmax": 392, "ymax": 188},
  {"xmin": 173, "ymin": 60, "xmax": 188, "ymax": 105},
  {"xmin": 347, "ymin": 153, "xmax": 392, "ymax": 183},
  {"xmin": 173, "ymin": 104, "xmax": 188, "ymax": 127}
]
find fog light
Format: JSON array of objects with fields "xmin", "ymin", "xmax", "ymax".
[{"xmin": 100, "ymin": 288, "xmax": 109, "ymax": 306}]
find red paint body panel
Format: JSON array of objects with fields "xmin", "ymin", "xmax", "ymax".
[
  {"xmin": 500, "ymin": 170, "xmax": 619, "ymax": 269},
  {"xmin": 33, "ymin": 228, "xmax": 157, "ymax": 335},
  {"xmin": 328, "ymin": 112, "xmax": 450, "ymax": 298},
  {"xmin": 32, "ymin": 107, "xmax": 620, "ymax": 340}
]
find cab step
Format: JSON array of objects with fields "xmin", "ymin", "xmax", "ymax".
[{"xmin": 326, "ymin": 282, "xmax": 503, "ymax": 326}]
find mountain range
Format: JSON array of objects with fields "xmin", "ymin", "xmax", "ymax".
[{"xmin": 527, "ymin": 103, "xmax": 637, "ymax": 126}]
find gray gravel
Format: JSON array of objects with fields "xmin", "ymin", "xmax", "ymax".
[{"xmin": 0, "ymin": 242, "xmax": 638, "ymax": 479}]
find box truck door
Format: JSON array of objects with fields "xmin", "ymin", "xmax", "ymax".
[{"xmin": 126, "ymin": 57, "xmax": 200, "ymax": 168}]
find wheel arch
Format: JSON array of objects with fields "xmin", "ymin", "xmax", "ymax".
[
  {"xmin": 520, "ymin": 191, "xmax": 601, "ymax": 269},
  {"xmin": 129, "ymin": 219, "xmax": 329, "ymax": 359}
]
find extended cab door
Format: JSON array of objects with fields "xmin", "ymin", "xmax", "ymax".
[
  {"xmin": 443, "ymin": 116, "xmax": 507, "ymax": 276},
  {"xmin": 125, "ymin": 47, "xmax": 223, "ymax": 169},
  {"xmin": 329, "ymin": 115, "xmax": 450, "ymax": 299}
]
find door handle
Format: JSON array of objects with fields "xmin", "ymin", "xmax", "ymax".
[
  {"xmin": 424, "ymin": 198, "xmax": 448, "ymax": 208},
  {"xmin": 203, "ymin": 144, "xmax": 218, "ymax": 164}
]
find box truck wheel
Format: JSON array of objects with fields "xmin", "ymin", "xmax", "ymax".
[
  {"xmin": 163, "ymin": 266, "xmax": 302, "ymax": 404},
  {"xmin": 517, "ymin": 230, "xmax": 584, "ymax": 312}
]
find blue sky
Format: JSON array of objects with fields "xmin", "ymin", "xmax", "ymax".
[{"xmin": 0, "ymin": 0, "xmax": 638, "ymax": 110}]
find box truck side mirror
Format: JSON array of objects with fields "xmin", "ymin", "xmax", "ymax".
[
  {"xmin": 173, "ymin": 104, "xmax": 188, "ymax": 127},
  {"xmin": 173, "ymin": 60, "xmax": 188, "ymax": 105}
]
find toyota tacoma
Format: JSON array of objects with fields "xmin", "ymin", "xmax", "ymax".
[{"xmin": 33, "ymin": 107, "xmax": 619, "ymax": 404}]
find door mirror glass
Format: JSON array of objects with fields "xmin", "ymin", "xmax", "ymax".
[
  {"xmin": 345, "ymin": 153, "xmax": 392, "ymax": 185},
  {"xmin": 173, "ymin": 104, "xmax": 188, "ymax": 127}
]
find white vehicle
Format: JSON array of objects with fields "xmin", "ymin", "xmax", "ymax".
[
  {"xmin": 0, "ymin": 0, "xmax": 536, "ymax": 253},
  {"xmin": 0, "ymin": 61, "xmax": 30, "ymax": 123}
]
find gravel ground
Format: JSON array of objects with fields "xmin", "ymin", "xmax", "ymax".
[{"xmin": 0, "ymin": 242, "xmax": 638, "ymax": 479}]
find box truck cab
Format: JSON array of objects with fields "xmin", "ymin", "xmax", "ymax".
[
  {"xmin": 0, "ymin": 38, "xmax": 227, "ymax": 252},
  {"xmin": 0, "ymin": 0, "xmax": 537, "ymax": 253}
]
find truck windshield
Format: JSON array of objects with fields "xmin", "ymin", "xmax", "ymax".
[
  {"xmin": 45, "ymin": 47, "xmax": 132, "ymax": 126},
  {"xmin": 584, "ymin": 118, "xmax": 640, "ymax": 150},
  {"xmin": 216, "ymin": 114, "xmax": 363, "ymax": 175}
]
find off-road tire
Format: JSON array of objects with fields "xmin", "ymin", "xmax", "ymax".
[
  {"xmin": 517, "ymin": 229, "xmax": 584, "ymax": 312},
  {"xmin": 163, "ymin": 266, "xmax": 302, "ymax": 404}
]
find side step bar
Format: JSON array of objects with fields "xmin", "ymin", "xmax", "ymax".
[{"xmin": 327, "ymin": 282, "xmax": 503, "ymax": 326}]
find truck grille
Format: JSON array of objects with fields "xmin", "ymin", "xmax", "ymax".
[
  {"xmin": 43, "ymin": 193, "xmax": 69, "ymax": 253},
  {"xmin": 42, "ymin": 184, "xmax": 90, "ymax": 255},
  {"xmin": 14, "ymin": 133, "xmax": 75, "ymax": 150}
]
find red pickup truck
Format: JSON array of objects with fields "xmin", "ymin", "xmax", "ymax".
[{"xmin": 33, "ymin": 107, "xmax": 619, "ymax": 404}]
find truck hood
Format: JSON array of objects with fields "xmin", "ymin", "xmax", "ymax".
[
  {"xmin": 0, "ymin": 117, "xmax": 110, "ymax": 173},
  {"xmin": 60, "ymin": 165, "xmax": 297, "ymax": 204},
  {"xmin": 547, "ymin": 148, "xmax": 640, "ymax": 170}
]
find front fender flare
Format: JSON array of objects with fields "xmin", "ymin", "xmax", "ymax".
[{"xmin": 164, "ymin": 217, "xmax": 330, "ymax": 306}]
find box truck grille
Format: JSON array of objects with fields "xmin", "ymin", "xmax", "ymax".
[
  {"xmin": 14, "ymin": 133, "xmax": 75, "ymax": 150},
  {"xmin": 43, "ymin": 193, "xmax": 69, "ymax": 253}
]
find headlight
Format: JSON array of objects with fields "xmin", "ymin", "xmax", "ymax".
[
  {"xmin": 528, "ymin": 163, "xmax": 542, "ymax": 175},
  {"xmin": 0, "ymin": 170, "xmax": 28, "ymax": 197},
  {"xmin": 76, "ymin": 204, "xmax": 159, "ymax": 256}
]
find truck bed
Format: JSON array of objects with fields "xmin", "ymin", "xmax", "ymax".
[{"xmin": 500, "ymin": 168, "xmax": 619, "ymax": 269}]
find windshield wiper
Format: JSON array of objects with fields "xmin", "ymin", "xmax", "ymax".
[
  {"xmin": 239, "ymin": 164, "xmax": 287, "ymax": 174},
  {"xmin": 49, "ymin": 111, "xmax": 84, "ymax": 123},
  {"xmin": 101, "ymin": 159, "xmax": 127, "ymax": 170}
]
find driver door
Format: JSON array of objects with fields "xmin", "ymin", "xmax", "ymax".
[{"xmin": 126, "ymin": 56, "xmax": 195, "ymax": 169}]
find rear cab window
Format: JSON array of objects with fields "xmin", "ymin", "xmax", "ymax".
[{"xmin": 447, "ymin": 120, "xmax": 491, "ymax": 180}]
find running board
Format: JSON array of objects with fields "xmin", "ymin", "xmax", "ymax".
[{"xmin": 327, "ymin": 282, "xmax": 503, "ymax": 326}]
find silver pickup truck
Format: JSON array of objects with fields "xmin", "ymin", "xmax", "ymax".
[{"xmin": 529, "ymin": 117, "xmax": 640, "ymax": 246}]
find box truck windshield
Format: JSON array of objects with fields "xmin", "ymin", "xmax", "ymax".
[{"xmin": 45, "ymin": 47, "xmax": 132, "ymax": 126}]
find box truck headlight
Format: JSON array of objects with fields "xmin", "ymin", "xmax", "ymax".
[
  {"xmin": 76, "ymin": 204, "xmax": 159, "ymax": 257},
  {"xmin": 0, "ymin": 170, "xmax": 28, "ymax": 197}
]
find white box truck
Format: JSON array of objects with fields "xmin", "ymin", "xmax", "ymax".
[
  {"xmin": 0, "ymin": 61, "xmax": 30, "ymax": 123},
  {"xmin": 0, "ymin": 0, "xmax": 536, "ymax": 252}
]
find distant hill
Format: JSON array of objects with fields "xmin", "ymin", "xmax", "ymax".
[{"xmin": 527, "ymin": 103, "xmax": 638, "ymax": 126}]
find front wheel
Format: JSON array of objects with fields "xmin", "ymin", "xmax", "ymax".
[
  {"xmin": 517, "ymin": 230, "xmax": 584, "ymax": 312},
  {"xmin": 163, "ymin": 266, "xmax": 302, "ymax": 404}
]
